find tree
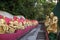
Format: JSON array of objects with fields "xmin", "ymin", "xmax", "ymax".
[
  {"xmin": 0, "ymin": 0, "xmax": 36, "ymax": 19},
  {"xmin": 35, "ymin": 0, "xmax": 56, "ymax": 21},
  {"xmin": 0, "ymin": 0, "xmax": 56, "ymax": 20}
]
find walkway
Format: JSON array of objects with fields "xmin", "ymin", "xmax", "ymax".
[{"xmin": 18, "ymin": 24, "xmax": 46, "ymax": 40}]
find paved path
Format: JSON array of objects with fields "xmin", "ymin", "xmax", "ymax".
[{"xmin": 19, "ymin": 25, "xmax": 45, "ymax": 40}]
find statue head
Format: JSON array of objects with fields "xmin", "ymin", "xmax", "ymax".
[
  {"xmin": 46, "ymin": 15, "xmax": 49, "ymax": 19},
  {"xmin": 50, "ymin": 12, "xmax": 54, "ymax": 18}
]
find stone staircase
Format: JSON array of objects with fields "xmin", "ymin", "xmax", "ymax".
[
  {"xmin": 36, "ymin": 32, "xmax": 46, "ymax": 40},
  {"xmin": 19, "ymin": 24, "xmax": 48, "ymax": 40},
  {"xmin": 36, "ymin": 24, "xmax": 48, "ymax": 40}
]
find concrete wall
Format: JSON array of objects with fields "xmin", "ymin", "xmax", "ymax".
[{"xmin": 0, "ymin": 11, "xmax": 13, "ymax": 18}]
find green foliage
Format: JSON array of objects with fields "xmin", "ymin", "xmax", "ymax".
[
  {"xmin": 0, "ymin": 0, "xmax": 36, "ymax": 19},
  {"xmin": 0, "ymin": 0, "xmax": 56, "ymax": 20},
  {"xmin": 43, "ymin": 2, "xmax": 56, "ymax": 15},
  {"xmin": 36, "ymin": 0, "xmax": 56, "ymax": 21}
]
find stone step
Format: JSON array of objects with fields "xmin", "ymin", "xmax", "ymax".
[{"xmin": 36, "ymin": 32, "xmax": 46, "ymax": 39}]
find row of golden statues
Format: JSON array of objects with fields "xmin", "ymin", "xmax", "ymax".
[{"xmin": 44, "ymin": 12, "xmax": 58, "ymax": 34}]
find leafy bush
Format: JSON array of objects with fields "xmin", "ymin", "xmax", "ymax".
[{"xmin": 0, "ymin": 0, "xmax": 56, "ymax": 20}]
